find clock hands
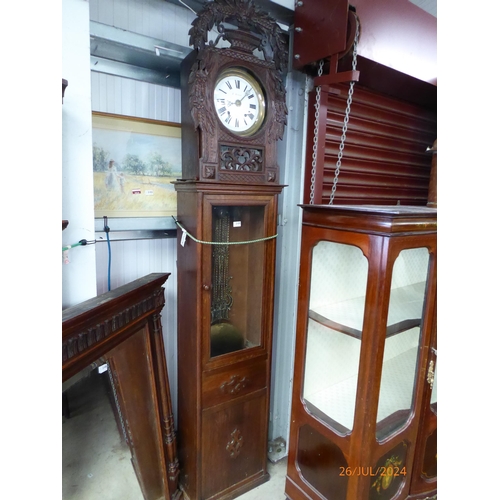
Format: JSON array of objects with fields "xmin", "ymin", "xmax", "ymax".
[{"xmin": 240, "ymin": 88, "xmax": 254, "ymax": 101}]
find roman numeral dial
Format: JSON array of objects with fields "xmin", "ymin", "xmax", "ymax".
[{"xmin": 213, "ymin": 68, "xmax": 266, "ymax": 137}]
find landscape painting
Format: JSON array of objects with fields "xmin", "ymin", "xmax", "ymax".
[{"xmin": 92, "ymin": 112, "xmax": 181, "ymax": 218}]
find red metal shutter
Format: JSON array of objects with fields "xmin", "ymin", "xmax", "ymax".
[{"xmin": 304, "ymin": 82, "xmax": 437, "ymax": 206}]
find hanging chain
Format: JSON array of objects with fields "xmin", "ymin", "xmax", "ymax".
[
  {"xmin": 329, "ymin": 15, "xmax": 360, "ymax": 204},
  {"xmin": 309, "ymin": 59, "xmax": 324, "ymax": 205},
  {"xmin": 329, "ymin": 16, "xmax": 360, "ymax": 204},
  {"xmin": 308, "ymin": 16, "xmax": 360, "ymax": 205}
]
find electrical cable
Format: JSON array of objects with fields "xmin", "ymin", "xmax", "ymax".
[
  {"xmin": 103, "ymin": 216, "xmax": 112, "ymax": 291},
  {"xmin": 62, "ymin": 239, "xmax": 95, "ymax": 252}
]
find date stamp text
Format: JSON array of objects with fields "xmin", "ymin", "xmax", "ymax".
[{"xmin": 339, "ymin": 466, "xmax": 407, "ymax": 477}]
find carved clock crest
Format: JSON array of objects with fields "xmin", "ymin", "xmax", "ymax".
[{"xmin": 180, "ymin": 0, "xmax": 288, "ymax": 184}]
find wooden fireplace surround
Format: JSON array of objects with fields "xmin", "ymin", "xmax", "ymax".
[{"xmin": 62, "ymin": 273, "xmax": 181, "ymax": 500}]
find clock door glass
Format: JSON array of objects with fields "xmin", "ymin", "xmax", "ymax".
[
  {"xmin": 213, "ymin": 69, "xmax": 265, "ymax": 136},
  {"xmin": 209, "ymin": 204, "xmax": 266, "ymax": 358}
]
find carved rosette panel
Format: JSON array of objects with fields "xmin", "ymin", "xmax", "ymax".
[
  {"xmin": 203, "ymin": 164, "xmax": 216, "ymax": 179},
  {"xmin": 220, "ymin": 145, "xmax": 263, "ymax": 171},
  {"xmin": 226, "ymin": 428, "xmax": 244, "ymax": 458}
]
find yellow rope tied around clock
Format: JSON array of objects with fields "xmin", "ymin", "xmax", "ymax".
[{"xmin": 172, "ymin": 217, "xmax": 278, "ymax": 246}]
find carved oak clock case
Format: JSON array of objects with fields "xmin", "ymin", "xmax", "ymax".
[{"xmin": 174, "ymin": 1, "xmax": 288, "ymax": 499}]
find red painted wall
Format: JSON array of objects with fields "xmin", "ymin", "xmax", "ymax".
[{"xmin": 351, "ymin": 0, "xmax": 437, "ymax": 84}]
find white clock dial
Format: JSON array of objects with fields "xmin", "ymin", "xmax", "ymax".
[{"xmin": 213, "ymin": 68, "xmax": 266, "ymax": 136}]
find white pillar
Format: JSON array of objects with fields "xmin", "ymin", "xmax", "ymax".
[{"xmin": 62, "ymin": 0, "xmax": 97, "ymax": 308}]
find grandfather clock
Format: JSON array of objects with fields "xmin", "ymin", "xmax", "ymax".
[{"xmin": 174, "ymin": 1, "xmax": 288, "ymax": 498}]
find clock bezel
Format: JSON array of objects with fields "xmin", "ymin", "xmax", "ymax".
[{"xmin": 213, "ymin": 67, "xmax": 266, "ymax": 138}]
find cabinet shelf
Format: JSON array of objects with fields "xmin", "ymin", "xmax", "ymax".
[
  {"xmin": 305, "ymin": 346, "xmax": 419, "ymax": 431},
  {"xmin": 309, "ymin": 281, "xmax": 425, "ymax": 339}
]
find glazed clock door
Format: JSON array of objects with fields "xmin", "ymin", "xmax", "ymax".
[{"xmin": 202, "ymin": 195, "xmax": 274, "ymax": 362}]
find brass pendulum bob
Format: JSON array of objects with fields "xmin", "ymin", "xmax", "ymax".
[{"xmin": 210, "ymin": 320, "xmax": 244, "ymax": 357}]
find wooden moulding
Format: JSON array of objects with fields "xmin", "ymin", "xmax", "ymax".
[
  {"xmin": 300, "ymin": 204, "xmax": 437, "ymax": 237},
  {"xmin": 62, "ymin": 273, "xmax": 181, "ymax": 500}
]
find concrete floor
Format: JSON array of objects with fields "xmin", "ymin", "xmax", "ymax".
[
  {"xmin": 62, "ymin": 369, "xmax": 144, "ymax": 500},
  {"xmin": 62, "ymin": 369, "xmax": 287, "ymax": 500},
  {"xmin": 63, "ymin": 371, "xmax": 434, "ymax": 500}
]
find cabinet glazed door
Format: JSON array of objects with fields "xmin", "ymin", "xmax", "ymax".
[
  {"xmin": 302, "ymin": 240, "xmax": 368, "ymax": 435},
  {"xmin": 293, "ymin": 237, "xmax": 370, "ymax": 500},
  {"xmin": 375, "ymin": 247, "xmax": 431, "ymax": 442}
]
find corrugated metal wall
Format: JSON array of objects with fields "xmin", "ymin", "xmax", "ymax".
[
  {"xmin": 91, "ymin": 71, "xmax": 182, "ymax": 420},
  {"xmin": 89, "ymin": 0, "xmax": 193, "ymax": 44},
  {"xmin": 89, "ymin": 0, "xmax": 194, "ymax": 424},
  {"xmin": 91, "ymin": 72, "xmax": 182, "ymax": 122}
]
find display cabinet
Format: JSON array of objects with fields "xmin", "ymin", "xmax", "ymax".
[{"xmin": 285, "ymin": 205, "xmax": 437, "ymax": 500}]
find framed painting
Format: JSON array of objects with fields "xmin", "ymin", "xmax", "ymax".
[{"xmin": 92, "ymin": 112, "xmax": 181, "ymax": 219}]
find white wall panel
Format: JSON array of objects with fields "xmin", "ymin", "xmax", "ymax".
[
  {"xmin": 91, "ymin": 72, "xmax": 181, "ymax": 122},
  {"xmin": 62, "ymin": 0, "xmax": 97, "ymax": 309},
  {"xmin": 90, "ymin": 0, "xmax": 195, "ymax": 47},
  {"xmin": 95, "ymin": 237, "xmax": 179, "ymax": 422}
]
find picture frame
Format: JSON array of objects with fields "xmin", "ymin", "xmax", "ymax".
[{"xmin": 92, "ymin": 112, "xmax": 181, "ymax": 219}]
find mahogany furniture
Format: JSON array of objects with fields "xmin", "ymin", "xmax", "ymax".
[
  {"xmin": 62, "ymin": 273, "xmax": 181, "ymax": 500},
  {"xmin": 175, "ymin": 182, "xmax": 282, "ymax": 500},
  {"xmin": 285, "ymin": 205, "xmax": 437, "ymax": 500}
]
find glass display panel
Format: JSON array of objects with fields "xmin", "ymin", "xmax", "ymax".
[
  {"xmin": 303, "ymin": 241, "xmax": 368, "ymax": 433},
  {"xmin": 376, "ymin": 248, "xmax": 430, "ymax": 440},
  {"xmin": 210, "ymin": 205, "xmax": 265, "ymax": 358}
]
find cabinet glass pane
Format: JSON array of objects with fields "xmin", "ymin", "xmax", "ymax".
[
  {"xmin": 376, "ymin": 247, "xmax": 430, "ymax": 440},
  {"xmin": 303, "ymin": 241, "xmax": 368, "ymax": 433},
  {"xmin": 210, "ymin": 205, "xmax": 265, "ymax": 358}
]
